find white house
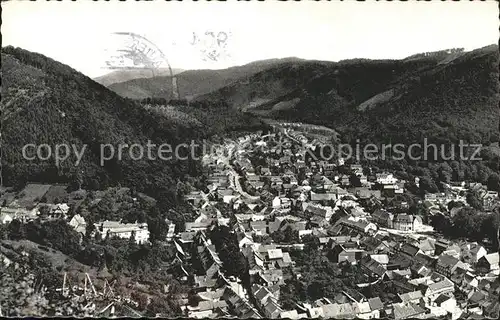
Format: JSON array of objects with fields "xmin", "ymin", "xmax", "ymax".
[
  {"xmin": 51, "ymin": 203, "xmax": 70, "ymax": 217},
  {"xmin": 272, "ymin": 196, "xmax": 281, "ymax": 209},
  {"xmin": 0, "ymin": 212, "xmax": 13, "ymax": 225},
  {"xmin": 69, "ymin": 214, "xmax": 87, "ymax": 234},
  {"xmin": 376, "ymin": 173, "xmax": 397, "ymax": 185},
  {"xmin": 97, "ymin": 220, "xmax": 150, "ymax": 244}
]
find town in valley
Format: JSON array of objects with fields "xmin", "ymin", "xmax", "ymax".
[{"xmin": 1, "ymin": 122, "xmax": 499, "ymax": 319}]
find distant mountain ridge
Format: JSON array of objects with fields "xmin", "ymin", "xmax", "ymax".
[
  {"xmin": 93, "ymin": 68, "xmax": 185, "ymax": 86},
  {"xmin": 106, "ymin": 57, "xmax": 304, "ymax": 100},
  {"xmin": 199, "ymin": 45, "xmax": 499, "ymax": 147}
]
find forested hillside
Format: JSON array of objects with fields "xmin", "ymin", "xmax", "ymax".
[
  {"xmin": 198, "ymin": 45, "xmax": 500, "ymax": 186},
  {"xmin": 107, "ymin": 57, "xmax": 304, "ymax": 100},
  {"xmin": 1, "ymin": 47, "xmax": 267, "ymax": 205}
]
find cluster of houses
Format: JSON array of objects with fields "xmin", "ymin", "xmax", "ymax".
[
  {"xmin": 1, "ymin": 125, "xmax": 500, "ymax": 319},
  {"xmin": 166, "ymin": 128, "xmax": 500, "ymax": 319}
]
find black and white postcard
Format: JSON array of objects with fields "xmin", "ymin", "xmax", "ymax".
[{"xmin": 1, "ymin": 1, "xmax": 499, "ymax": 318}]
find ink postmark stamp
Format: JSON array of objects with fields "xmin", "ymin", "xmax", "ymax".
[
  {"xmin": 103, "ymin": 32, "xmax": 180, "ymax": 98},
  {"xmin": 190, "ymin": 30, "xmax": 232, "ymax": 62}
]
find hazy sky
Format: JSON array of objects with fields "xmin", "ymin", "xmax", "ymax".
[{"xmin": 3, "ymin": 1, "xmax": 498, "ymax": 78}]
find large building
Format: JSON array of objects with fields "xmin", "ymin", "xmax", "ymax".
[{"xmin": 96, "ymin": 220, "xmax": 150, "ymax": 244}]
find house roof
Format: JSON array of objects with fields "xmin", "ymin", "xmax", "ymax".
[
  {"xmin": 482, "ymin": 253, "xmax": 500, "ymax": 266},
  {"xmin": 437, "ymin": 254, "xmax": 460, "ymax": 269},
  {"xmin": 311, "ymin": 192, "xmax": 336, "ymax": 201},
  {"xmin": 264, "ymin": 300, "xmax": 282, "ymax": 315},
  {"xmin": 370, "ymin": 254, "xmax": 389, "ymax": 265},
  {"xmin": 305, "ymin": 205, "xmax": 327, "ymax": 217},
  {"xmin": 368, "ymin": 297, "xmax": 384, "ymax": 311},
  {"xmin": 399, "ymin": 291, "xmax": 423, "ymax": 303},
  {"xmin": 343, "ymin": 287, "xmax": 366, "ymax": 303},
  {"xmin": 255, "ymin": 286, "xmax": 272, "ymax": 302},
  {"xmin": 360, "ymin": 256, "xmax": 387, "ymax": 277},
  {"xmin": 427, "ymin": 278, "xmax": 454, "ymax": 294},
  {"xmin": 419, "ymin": 239, "xmax": 435, "ymax": 252},
  {"xmin": 434, "ymin": 294, "xmax": 452, "ymax": 305},
  {"xmin": 392, "ymin": 303, "xmax": 425, "ymax": 320},
  {"xmin": 268, "ymin": 249, "xmax": 284, "ymax": 260},
  {"xmin": 469, "ymin": 291, "xmax": 486, "ymax": 304},
  {"xmin": 321, "ymin": 303, "xmax": 356, "ymax": 318},
  {"xmin": 400, "ymin": 243, "xmax": 420, "ymax": 257}
]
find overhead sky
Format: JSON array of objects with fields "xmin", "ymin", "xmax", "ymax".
[{"xmin": 3, "ymin": 1, "xmax": 498, "ymax": 78}]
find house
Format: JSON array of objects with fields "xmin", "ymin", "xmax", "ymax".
[
  {"xmin": 435, "ymin": 254, "xmax": 462, "ymax": 277},
  {"xmin": 376, "ymin": 173, "xmax": 397, "ymax": 185},
  {"xmin": 434, "ymin": 239, "xmax": 451, "ymax": 256},
  {"xmin": 268, "ymin": 249, "xmax": 284, "ymax": 261},
  {"xmin": 370, "ymin": 254, "xmax": 389, "ymax": 266},
  {"xmin": 352, "ymin": 188, "xmax": 382, "ymax": 200},
  {"xmin": 418, "ymin": 239, "xmax": 435, "ymax": 256},
  {"xmin": 392, "ymin": 303, "xmax": 426, "ymax": 320},
  {"xmin": 253, "ymin": 285, "xmax": 274, "ymax": 306},
  {"xmin": 280, "ymin": 310, "xmax": 299, "ymax": 319},
  {"xmin": 433, "ymin": 294, "xmax": 457, "ymax": 314},
  {"xmin": 333, "ymin": 218, "xmax": 377, "ymax": 235},
  {"xmin": 310, "ymin": 191, "xmax": 337, "ymax": 202},
  {"xmin": 69, "ymin": 214, "xmax": 87, "ymax": 234},
  {"xmin": 477, "ymin": 253, "xmax": 499, "ymax": 274},
  {"xmin": 185, "ymin": 220, "xmax": 212, "ymax": 233},
  {"xmin": 186, "ymin": 300, "xmax": 229, "ymax": 318},
  {"xmin": 360, "ymin": 256, "xmax": 387, "ymax": 279},
  {"xmin": 350, "ymin": 164, "xmax": 364, "ymax": 175},
  {"xmin": 272, "ymin": 197, "xmax": 281, "ymax": 209},
  {"xmin": 482, "ymin": 191, "xmax": 499, "ymax": 211},
  {"xmin": 398, "ymin": 291, "xmax": 423, "ymax": 304},
  {"xmin": 0, "ymin": 212, "xmax": 13, "ymax": 225},
  {"xmin": 264, "ymin": 300, "xmax": 283, "ymax": 319},
  {"xmin": 330, "ymin": 243, "xmax": 365, "ymax": 264},
  {"xmin": 462, "ymin": 243, "xmax": 487, "ymax": 263},
  {"xmin": 393, "ymin": 215, "xmax": 423, "ymax": 232},
  {"xmin": 321, "ymin": 303, "xmax": 357, "ymax": 319},
  {"xmin": 399, "ymin": 243, "xmax": 422, "ymax": 258},
  {"xmin": 51, "ymin": 203, "xmax": 70, "ymax": 217},
  {"xmin": 382, "ymin": 184, "xmax": 402, "ymax": 198},
  {"xmin": 97, "ymin": 220, "xmax": 150, "ymax": 244},
  {"xmin": 185, "ymin": 191, "xmax": 205, "ymax": 206},
  {"xmin": 367, "ymin": 298, "xmax": 384, "ymax": 318},
  {"xmin": 424, "ymin": 277, "xmax": 455, "ymax": 298},
  {"xmin": 223, "ymin": 286, "xmax": 261, "ymax": 318},
  {"xmin": 371, "ymin": 209, "xmax": 393, "ymax": 228}
]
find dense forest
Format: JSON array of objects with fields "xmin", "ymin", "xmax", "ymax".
[{"xmin": 1, "ymin": 46, "xmax": 267, "ymax": 209}]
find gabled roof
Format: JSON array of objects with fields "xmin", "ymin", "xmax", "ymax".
[
  {"xmin": 434, "ymin": 294, "xmax": 452, "ymax": 305},
  {"xmin": 418, "ymin": 239, "xmax": 435, "ymax": 252},
  {"xmin": 436, "ymin": 254, "xmax": 460, "ymax": 270},
  {"xmin": 481, "ymin": 253, "xmax": 500, "ymax": 266},
  {"xmin": 255, "ymin": 286, "xmax": 273, "ymax": 302},
  {"xmin": 393, "ymin": 303, "xmax": 426, "ymax": 320},
  {"xmin": 427, "ymin": 278, "xmax": 454, "ymax": 294},
  {"xmin": 400, "ymin": 243, "xmax": 420, "ymax": 257},
  {"xmin": 360, "ymin": 256, "xmax": 387, "ymax": 277},
  {"xmin": 399, "ymin": 291, "xmax": 423, "ymax": 303}
]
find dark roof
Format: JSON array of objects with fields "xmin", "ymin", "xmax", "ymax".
[
  {"xmin": 437, "ymin": 254, "xmax": 459, "ymax": 269},
  {"xmin": 434, "ymin": 294, "xmax": 452, "ymax": 305},
  {"xmin": 342, "ymin": 287, "xmax": 366, "ymax": 303},
  {"xmin": 305, "ymin": 205, "xmax": 327, "ymax": 217},
  {"xmin": 360, "ymin": 256, "xmax": 387, "ymax": 277},
  {"xmin": 400, "ymin": 243, "xmax": 420, "ymax": 257}
]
